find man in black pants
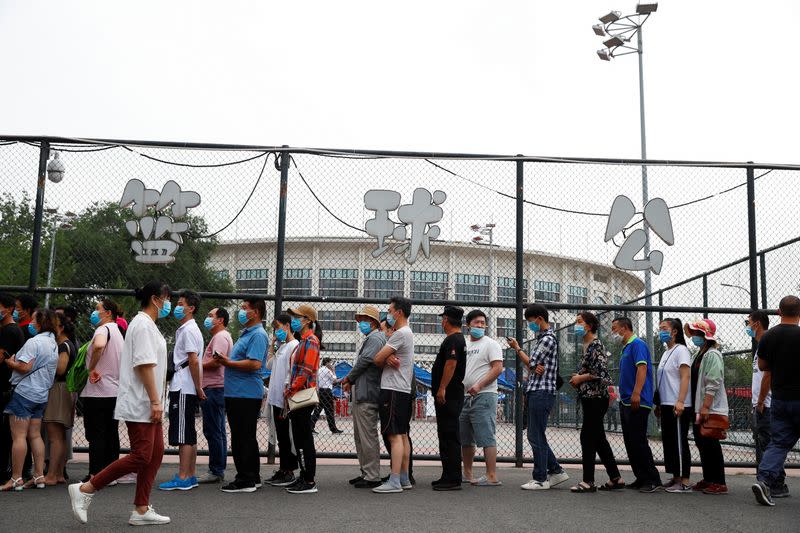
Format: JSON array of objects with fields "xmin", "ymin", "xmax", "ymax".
[
  {"xmin": 431, "ymin": 306, "xmax": 467, "ymax": 491},
  {"xmin": 0, "ymin": 293, "xmax": 25, "ymax": 483},
  {"xmin": 312, "ymin": 358, "xmax": 342, "ymax": 434}
]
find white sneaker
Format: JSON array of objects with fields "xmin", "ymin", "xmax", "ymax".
[
  {"xmin": 118, "ymin": 473, "xmax": 138, "ymax": 484},
  {"xmin": 549, "ymin": 471, "xmax": 570, "ymax": 487},
  {"xmin": 521, "ymin": 480, "xmax": 550, "ymax": 490},
  {"xmin": 129, "ymin": 506, "xmax": 171, "ymax": 526},
  {"xmin": 372, "ymin": 480, "xmax": 403, "ymax": 494},
  {"xmin": 68, "ymin": 483, "xmax": 93, "ymax": 524}
]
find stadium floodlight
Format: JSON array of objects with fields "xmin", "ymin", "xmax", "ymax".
[
  {"xmin": 592, "ymin": 24, "xmax": 606, "ymax": 36},
  {"xmin": 636, "ymin": 3, "xmax": 658, "ymax": 15},
  {"xmin": 597, "ymin": 49, "xmax": 612, "ymax": 61},
  {"xmin": 599, "ymin": 11, "xmax": 621, "ymax": 23},
  {"xmin": 604, "ymin": 35, "xmax": 626, "ymax": 47}
]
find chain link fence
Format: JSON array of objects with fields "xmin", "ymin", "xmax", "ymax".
[{"xmin": 0, "ymin": 136, "xmax": 798, "ymax": 468}]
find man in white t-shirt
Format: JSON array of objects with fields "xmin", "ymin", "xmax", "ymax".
[
  {"xmin": 460, "ymin": 309, "xmax": 503, "ymax": 486},
  {"xmin": 160, "ymin": 290, "xmax": 204, "ymax": 491},
  {"xmin": 373, "ymin": 296, "xmax": 414, "ymax": 494}
]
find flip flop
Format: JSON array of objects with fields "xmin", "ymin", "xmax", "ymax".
[{"xmin": 471, "ymin": 476, "xmax": 503, "ymax": 487}]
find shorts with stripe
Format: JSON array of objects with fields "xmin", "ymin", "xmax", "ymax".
[
  {"xmin": 168, "ymin": 391, "xmax": 198, "ymax": 446},
  {"xmin": 379, "ymin": 389, "xmax": 411, "ymax": 436}
]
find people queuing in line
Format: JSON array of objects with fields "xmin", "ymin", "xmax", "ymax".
[{"xmin": 0, "ymin": 285, "xmax": 797, "ymax": 523}]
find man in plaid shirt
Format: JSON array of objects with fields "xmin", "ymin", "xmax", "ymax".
[{"xmin": 508, "ymin": 304, "xmax": 569, "ymax": 490}]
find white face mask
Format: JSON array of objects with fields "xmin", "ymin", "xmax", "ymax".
[{"xmin": 609, "ymin": 332, "xmax": 624, "ymax": 345}]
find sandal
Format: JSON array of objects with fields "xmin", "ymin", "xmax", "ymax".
[
  {"xmin": 1, "ymin": 477, "xmax": 24, "ymax": 492},
  {"xmin": 24, "ymin": 475, "xmax": 46, "ymax": 489},
  {"xmin": 598, "ymin": 478, "xmax": 626, "ymax": 491},
  {"xmin": 570, "ymin": 482, "xmax": 597, "ymax": 493}
]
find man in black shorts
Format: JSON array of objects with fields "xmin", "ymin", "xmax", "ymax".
[
  {"xmin": 373, "ymin": 297, "xmax": 414, "ymax": 494},
  {"xmin": 431, "ymin": 306, "xmax": 467, "ymax": 491}
]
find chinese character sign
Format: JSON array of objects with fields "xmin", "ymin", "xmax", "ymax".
[
  {"xmin": 604, "ymin": 195, "xmax": 674, "ymax": 274},
  {"xmin": 119, "ymin": 179, "xmax": 201, "ymax": 264},
  {"xmin": 365, "ymin": 188, "xmax": 447, "ymax": 264}
]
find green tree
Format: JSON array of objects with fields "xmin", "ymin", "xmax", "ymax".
[{"xmin": 0, "ymin": 192, "xmax": 36, "ymax": 286}]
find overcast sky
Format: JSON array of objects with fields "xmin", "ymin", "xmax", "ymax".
[{"xmin": 1, "ymin": 0, "xmax": 798, "ymax": 163}]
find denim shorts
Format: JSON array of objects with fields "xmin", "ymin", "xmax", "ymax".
[
  {"xmin": 4, "ymin": 392, "xmax": 48, "ymax": 419},
  {"xmin": 459, "ymin": 392, "xmax": 498, "ymax": 448}
]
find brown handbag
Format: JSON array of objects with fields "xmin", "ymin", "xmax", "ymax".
[{"xmin": 700, "ymin": 414, "xmax": 730, "ymax": 440}]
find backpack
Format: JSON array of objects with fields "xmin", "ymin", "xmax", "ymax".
[{"xmin": 66, "ymin": 340, "xmax": 92, "ymax": 393}]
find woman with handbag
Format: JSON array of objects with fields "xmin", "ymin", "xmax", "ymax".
[
  {"xmin": 284, "ymin": 304, "xmax": 323, "ymax": 495},
  {"xmin": 685, "ymin": 319, "xmax": 729, "ymax": 495}
]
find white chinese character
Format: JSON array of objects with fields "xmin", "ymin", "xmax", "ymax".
[{"xmin": 604, "ymin": 195, "xmax": 674, "ymax": 274}]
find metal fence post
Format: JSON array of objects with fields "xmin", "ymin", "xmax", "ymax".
[
  {"xmin": 29, "ymin": 141, "xmax": 50, "ymax": 292},
  {"xmin": 514, "ymin": 157, "xmax": 525, "ymax": 468},
  {"xmin": 702, "ymin": 275, "xmax": 708, "ymax": 318},
  {"xmin": 274, "ymin": 146, "xmax": 290, "ymax": 315},
  {"xmin": 746, "ymin": 164, "xmax": 759, "ymax": 310},
  {"xmin": 759, "ymin": 253, "xmax": 767, "ymax": 309}
]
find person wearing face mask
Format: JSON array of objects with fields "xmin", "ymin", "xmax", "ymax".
[
  {"xmin": 197, "ymin": 307, "xmax": 232, "ymax": 484},
  {"xmin": 340, "ymin": 306, "xmax": 386, "ymax": 488},
  {"xmin": 263, "ymin": 313, "xmax": 300, "ymax": 487},
  {"xmin": 15, "ymin": 294, "xmax": 39, "ymax": 342},
  {"xmin": 214, "ymin": 297, "xmax": 269, "ymax": 493},
  {"xmin": 68, "ymin": 281, "xmax": 172, "ymax": 526},
  {"xmin": 159, "ymin": 290, "xmax": 205, "ymax": 491},
  {"xmin": 311, "ymin": 357, "xmax": 343, "ymax": 435},
  {"xmin": 0, "ymin": 293, "xmax": 26, "ymax": 484},
  {"xmin": 285, "ymin": 304, "xmax": 324, "ymax": 494},
  {"xmin": 460, "ymin": 309, "xmax": 503, "ymax": 487},
  {"xmin": 81, "ymin": 298, "xmax": 124, "ymax": 483},
  {"xmin": 508, "ymin": 304, "xmax": 569, "ymax": 491},
  {"xmin": 1, "ymin": 309, "xmax": 59, "ymax": 491},
  {"xmin": 568, "ymin": 312, "xmax": 620, "ymax": 493},
  {"xmin": 610, "ymin": 316, "xmax": 661, "ymax": 493},
  {"xmin": 684, "ymin": 318, "xmax": 728, "ymax": 495},
  {"xmin": 655, "ymin": 318, "xmax": 693, "ymax": 493}
]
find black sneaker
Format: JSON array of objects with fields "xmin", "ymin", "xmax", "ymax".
[
  {"xmin": 639, "ymin": 482, "xmax": 663, "ymax": 493},
  {"xmin": 752, "ymin": 481, "xmax": 775, "ymax": 506},
  {"xmin": 433, "ymin": 482, "xmax": 462, "ymax": 491},
  {"xmin": 285, "ymin": 477, "xmax": 305, "ymax": 491},
  {"xmin": 221, "ymin": 479, "xmax": 257, "ymax": 493},
  {"xmin": 269, "ymin": 471, "xmax": 296, "ymax": 487},
  {"xmin": 772, "ymin": 484, "xmax": 790, "ymax": 499},
  {"xmin": 354, "ymin": 479, "xmax": 382, "ymax": 489},
  {"xmin": 625, "ymin": 479, "xmax": 643, "ymax": 490},
  {"xmin": 349, "ymin": 476, "xmax": 364, "ymax": 485},
  {"xmin": 287, "ymin": 480, "xmax": 318, "ymax": 494},
  {"xmin": 431, "ymin": 478, "xmax": 444, "ymax": 487}
]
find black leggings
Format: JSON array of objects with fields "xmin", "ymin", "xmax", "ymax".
[
  {"xmin": 82, "ymin": 397, "xmax": 120, "ymax": 476},
  {"xmin": 289, "ymin": 405, "xmax": 316, "ymax": 482},
  {"xmin": 693, "ymin": 422, "xmax": 726, "ymax": 485},
  {"xmin": 580, "ymin": 397, "xmax": 621, "ymax": 484},
  {"xmin": 661, "ymin": 405, "xmax": 693, "ymax": 480},
  {"xmin": 272, "ymin": 406, "xmax": 298, "ymax": 472}
]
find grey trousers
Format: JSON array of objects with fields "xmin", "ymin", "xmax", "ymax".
[{"xmin": 352, "ymin": 400, "xmax": 381, "ymax": 482}]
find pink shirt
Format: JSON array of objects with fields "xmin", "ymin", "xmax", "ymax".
[
  {"xmin": 82, "ymin": 323, "xmax": 124, "ymax": 398},
  {"xmin": 202, "ymin": 330, "xmax": 233, "ymax": 389}
]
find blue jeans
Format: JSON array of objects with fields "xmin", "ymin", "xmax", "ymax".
[
  {"xmin": 757, "ymin": 398, "xmax": 800, "ymax": 489},
  {"xmin": 202, "ymin": 387, "xmax": 227, "ymax": 477},
  {"xmin": 527, "ymin": 390, "xmax": 562, "ymax": 482}
]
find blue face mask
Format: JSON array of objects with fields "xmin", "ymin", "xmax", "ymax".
[
  {"xmin": 358, "ymin": 321, "xmax": 372, "ymax": 335},
  {"xmin": 745, "ymin": 326, "xmax": 755, "ymax": 338},
  {"xmin": 90, "ymin": 310, "xmax": 101, "ymax": 326},
  {"xmin": 528, "ymin": 321, "xmax": 540, "ymax": 333},
  {"xmin": 691, "ymin": 336, "xmax": 705, "ymax": 347},
  {"xmin": 204, "ymin": 317, "xmax": 214, "ymax": 330},
  {"xmin": 290, "ymin": 318, "xmax": 303, "ymax": 332},
  {"xmin": 238, "ymin": 309, "xmax": 249, "ymax": 326},
  {"xmin": 275, "ymin": 328, "xmax": 288, "ymax": 342},
  {"xmin": 470, "ymin": 327, "xmax": 485, "ymax": 339},
  {"xmin": 158, "ymin": 300, "xmax": 172, "ymax": 320},
  {"xmin": 386, "ymin": 313, "xmax": 396, "ymax": 327},
  {"xmin": 173, "ymin": 306, "xmax": 186, "ymax": 321},
  {"xmin": 659, "ymin": 330, "xmax": 672, "ymax": 344},
  {"xmin": 574, "ymin": 325, "xmax": 586, "ymax": 337},
  {"xmin": 12, "ymin": 310, "xmax": 19, "ymax": 322},
  {"xmin": 28, "ymin": 323, "xmax": 38, "ymax": 336}
]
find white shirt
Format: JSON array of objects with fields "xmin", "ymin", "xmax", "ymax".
[
  {"xmin": 380, "ymin": 326, "xmax": 415, "ymax": 394},
  {"xmin": 267, "ymin": 339, "xmax": 298, "ymax": 408},
  {"xmin": 317, "ymin": 365, "xmax": 336, "ymax": 389},
  {"xmin": 169, "ymin": 319, "xmax": 204, "ymax": 394},
  {"xmin": 656, "ymin": 343, "xmax": 693, "ymax": 407},
  {"xmin": 463, "ymin": 336, "xmax": 503, "ymax": 395},
  {"xmin": 752, "ymin": 349, "xmax": 772, "ymax": 408},
  {"xmin": 114, "ymin": 312, "xmax": 168, "ymax": 423}
]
